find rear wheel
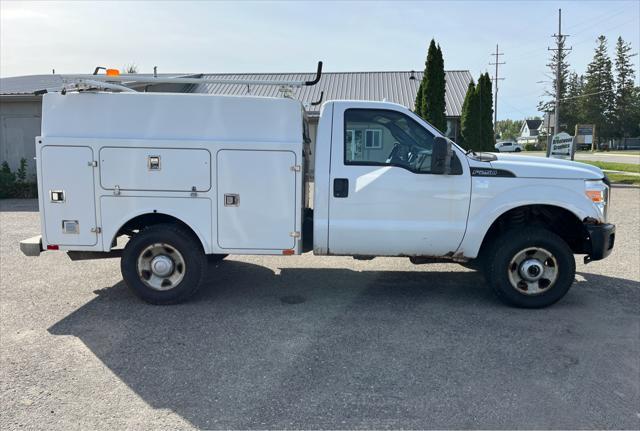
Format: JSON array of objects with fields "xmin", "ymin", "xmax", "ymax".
[
  {"xmin": 485, "ymin": 228, "xmax": 575, "ymax": 308},
  {"xmin": 121, "ymin": 223, "xmax": 206, "ymax": 304}
]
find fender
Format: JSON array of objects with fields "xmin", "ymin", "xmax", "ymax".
[
  {"xmin": 100, "ymin": 196, "xmax": 213, "ymax": 253},
  {"xmin": 458, "ymin": 179, "xmax": 599, "ymax": 258}
]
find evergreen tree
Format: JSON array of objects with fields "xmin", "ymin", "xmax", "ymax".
[
  {"xmin": 476, "ymin": 73, "xmax": 495, "ymax": 150},
  {"xmin": 629, "ymin": 87, "xmax": 640, "ymax": 138},
  {"xmin": 538, "ymin": 33, "xmax": 571, "ymax": 129},
  {"xmin": 416, "ymin": 40, "xmax": 447, "ymax": 133},
  {"xmin": 613, "ymin": 37, "xmax": 637, "ymax": 139},
  {"xmin": 414, "ymin": 80, "xmax": 423, "ymax": 117},
  {"xmin": 583, "ymin": 35, "xmax": 616, "ymax": 143},
  {"xmin": 563, "ymin": 72, "xmax": 585, "ymax": 134},
  {"xmin": 430, "ymin": 43, "xmax": 447, "ymax": 132},
  {"xmin": 460, "ymin": 80, "xmax": 482, "ymax": 150}
]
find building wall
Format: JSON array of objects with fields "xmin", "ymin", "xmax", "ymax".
[{"xmin": 0, "ymin": 98, "xmax": 41, "ymax": 177}]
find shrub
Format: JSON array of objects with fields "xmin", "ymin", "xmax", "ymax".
[
  {"xmin": 16, "ymin": 158, "xmax": 27, "ymax": 182},
  {"xmin": 524, "ymin": 143, "xmax": 538, "ymax": 151},
  {"xmin": 0, "ymin": 159, "xmax": 38, "ymax": 199}
]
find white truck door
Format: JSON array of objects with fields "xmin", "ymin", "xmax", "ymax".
[
  {"xmin": 217, "ymin": 150, "xmax": 297, "ymax": 251},
  {"xmin": 40, "ymin": 146, "xmax": 98, "ymax": 246},
  {"xmin": 327, "ymin": 106, "xmax": 471, "ymax": 256}
]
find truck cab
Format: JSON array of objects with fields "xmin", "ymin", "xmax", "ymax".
[
  {"xmin": 21, "ymin": 92, "xmax": 615, "ymax": 308},
  {"xmin": 312, "ymin": 101, "xmax": 470, "ymax": 257}
]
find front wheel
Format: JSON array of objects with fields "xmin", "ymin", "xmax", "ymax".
[
  {"xmin": 207, "ymin": 253, "xmax": 228, "ymax": 264},
  {"xmin": 121, "ymin": 223, "xmax": 206, "ymax": 304},
  {"xmin": 485, "ymin": 228, "xmax": 575, "ymax": 308},
  {"xmin": 515, "ymin": 148, "xmax": 522, "ymax": 152}
]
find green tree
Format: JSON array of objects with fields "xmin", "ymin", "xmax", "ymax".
[
  {"xmin": 416, "ymin": 40, "xmax": 447, "ymax": 133},
  {"xmin": 460, "ymin": 80, "xmax": 482, "ymax": 150},
  {"xmin": 476, "ymin": 72, "xmax": 495, "ymax": 150},
  {"xmin": 583, "ymin": 35, "xmax": 616, "ymax": 143},
  {"xmin": 495, "ymin": 119, "xmax": 522, "ymax": 140},
  {"xmin": 563, "ymin": 72, "xmax": 585, "ymax": 134},
  {"xmin": 414, "ymin": 80, "xmax": 423, "ymax": 117},
  {"xmin": 629, "ymin": 87, "xmax": 640, "ymax": 138},
  {"xmin": 613, "ymin": 37, "xmax": 637, "ymax": 139},
  {"xmin": 538, "ymin": 33, "xmax": 571, "ymax": 129}
]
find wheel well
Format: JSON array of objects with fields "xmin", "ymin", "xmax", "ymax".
[
  {"xmin": 115, "ymin": 213, "xmax": 203, "ymax": 251},
  {"xmin": 478, "ymin": 205, "xmax": 588, "ymax": 258}
]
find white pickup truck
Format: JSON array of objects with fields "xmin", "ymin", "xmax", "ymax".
[{"xmin": 20, "ymin": 87, "xmax": 615, "ymax": 308}]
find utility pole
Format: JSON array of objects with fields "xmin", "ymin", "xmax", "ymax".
[
  {"xmin": 489, "ymin": 44, "xmax": 505, "ymax": 133},
  {"xmin": 547, "ymin": 8, "xmax": 571, "ymax": 156}
]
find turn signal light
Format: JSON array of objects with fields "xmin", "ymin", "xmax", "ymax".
[
  {"xmin": 106, "ymin": 69, "xmax": 120, "ymax": 76},
  {"xmin": 585, "ymin": 190, "xmax": 604, "ymax": 203}
]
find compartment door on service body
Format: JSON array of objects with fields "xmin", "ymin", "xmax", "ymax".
[
  {"xmin": 327, "ymin": 106, "xmax": 471, "ymax": 256},
  {"xmin": 217, "ymin": 150, "xmax": 297, "ymax": 251},
  {"xmin": 40, "ymin": 146, "xmax": 98, "ymax": 246}
]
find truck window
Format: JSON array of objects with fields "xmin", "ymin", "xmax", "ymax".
[{"xmin": 344, "ymin": 108, "xmax": 437, "ymax": 173}]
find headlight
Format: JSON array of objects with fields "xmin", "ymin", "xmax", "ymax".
[{"xmin": 585, "ymin": 179, "xmax": 609, "ymax": 221}]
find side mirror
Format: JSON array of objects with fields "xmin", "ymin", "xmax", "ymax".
[{"xmin": 431, "ymin": 136, "xmax": 452, "ymax": 174}]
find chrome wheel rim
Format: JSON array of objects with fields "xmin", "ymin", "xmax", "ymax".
[
  {"xmin": 137, "ymin": 243, "xmax": 186, "ymax": 291},
  {"xmin": 507, "ymin": 247, "xmax": 558, "ymax": 295}
]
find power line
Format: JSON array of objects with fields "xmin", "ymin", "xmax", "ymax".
[
  {"xmin": 489, "ymin": 44, "xmax": 505, "ymax": 132},
  {"xmin": 501, "ymin": 6, "xmax": 627, "ymax": 61},
  {"xmin": 560, "ymin": 88, "xmax": 616, "ymax": 101}
]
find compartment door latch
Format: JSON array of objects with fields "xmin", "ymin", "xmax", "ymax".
[{"xmin": 224, "ymin": 194, "xmax": 240, "ymax": 207}]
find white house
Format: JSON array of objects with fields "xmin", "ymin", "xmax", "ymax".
[{"xmin": 517, "ymin": 119, "xmax": 542, "ymax": 146}]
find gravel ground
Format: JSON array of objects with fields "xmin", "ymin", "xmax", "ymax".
[{"xmin": 1, "ymin": 189, "xmax": 638, "ymax": 430}]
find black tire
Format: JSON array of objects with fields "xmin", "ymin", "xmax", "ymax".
[
  {"xmin": 485, "ymin": 228, "xmax": 575, "ymax": 308},
  {"xmin": 515, "ymin": 148, "xmax": 522, "ymax": 152},
  {"xmin": 121, "ymin": 223, "xmax": 206, "ymax": 305},
  {"xmin": 460, "ymin": 260, "xmax": 482, "ymax": 271},
  {"xmin": 207, "ymin": 254, "xmax": 228, "ymax": 264}
]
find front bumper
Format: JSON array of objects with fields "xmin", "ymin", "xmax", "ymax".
[{"xmin": 584, "ymin": 223, "xmax": 615, "ymax": 263}]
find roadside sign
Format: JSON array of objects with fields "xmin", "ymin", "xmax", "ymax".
[
  {"xmin": 575, "ymin": 124, "xmax": 595, "ymax": 149},
  {"xmin": 549, "ymin": 132, "xmax": 575, "ymax": 160}
]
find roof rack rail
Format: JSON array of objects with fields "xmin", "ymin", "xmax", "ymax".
[{"xmin": 62, "ymin": 61, "xmax": 324, "ymax": 92}]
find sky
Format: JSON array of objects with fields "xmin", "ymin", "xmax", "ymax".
[{"xmin": 1, "ymin": 0, "xmax": 638, "ymax": 120}]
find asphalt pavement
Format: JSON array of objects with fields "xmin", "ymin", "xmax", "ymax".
[{"xmin": 1, "ymin": 190, "xmax": 639, "ymax": 430}]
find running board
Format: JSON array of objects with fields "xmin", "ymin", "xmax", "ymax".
[{"xmin": 67, "ymin": 250, "xmax": 123, "ymax": 261}]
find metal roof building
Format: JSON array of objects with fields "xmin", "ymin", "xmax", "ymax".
[
  {"xmin": 0, "ymin": 70, "xmax": 472, "ymax": 116},
  {"xmin": 0, "ymin": 73, "xmax": 190, "ymax": 96},
  {"xmin": 185, "ymin": 70, "xmax": 472, "ymax": 117},
  {"xmin": 0, "ymin": 70, "xmax": 472, "ymax": 176}
]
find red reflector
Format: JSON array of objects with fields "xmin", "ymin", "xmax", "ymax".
[
  {"xmin": 47, "ymin": 244, "xmax": 59, "ymax": 250},
  {"xmin": 282, "ymin": 249, "xmax": 295, "ymax": 255}
]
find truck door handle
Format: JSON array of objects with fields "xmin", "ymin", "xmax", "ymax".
[{"xmin": 333, "ymin": 178, "xmax": 349, "ymax": 198}]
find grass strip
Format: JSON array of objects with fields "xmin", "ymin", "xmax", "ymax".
[{"xmin": 578, "ymin": 160, "xmax": 640, "ymax": 174}]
